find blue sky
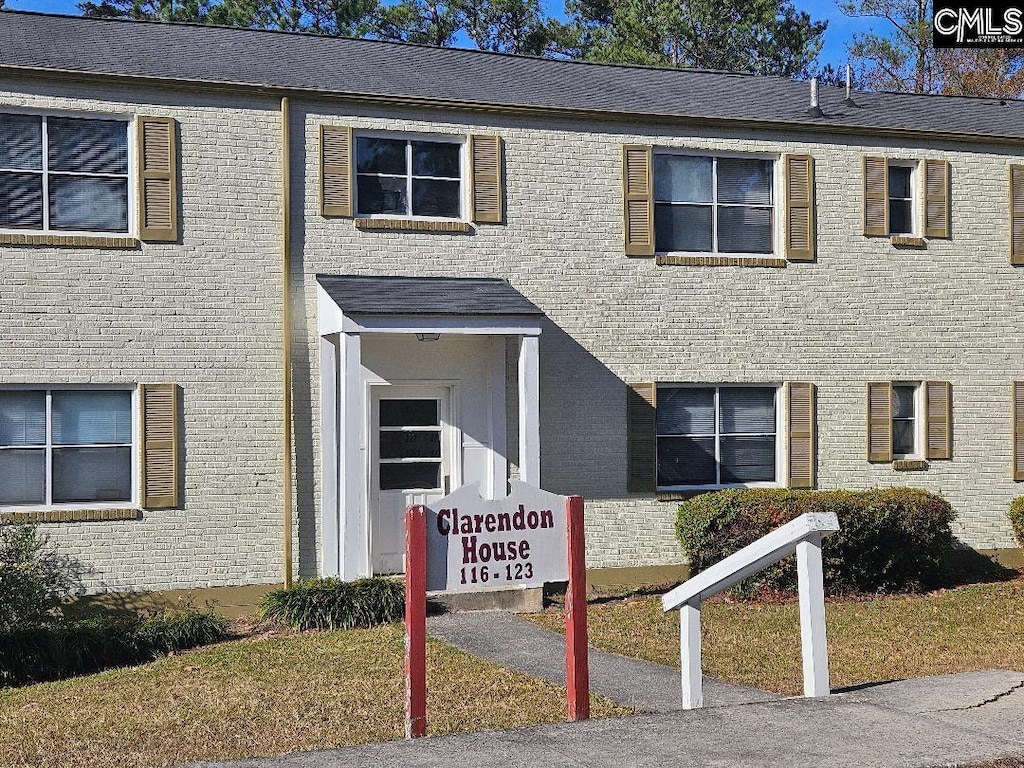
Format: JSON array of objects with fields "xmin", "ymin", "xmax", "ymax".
[{"xmin": 4, "ymin": 0, "xmax": 877, "ymax": 69}]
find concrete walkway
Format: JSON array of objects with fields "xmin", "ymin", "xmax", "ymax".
[{"xmin": 191, "ymin": 613, "xmax": 1024, "ymax": 768}]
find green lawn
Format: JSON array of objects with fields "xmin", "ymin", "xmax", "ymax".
[{"xmin": 527, "ymin": 579, "xmax": 1024, "ymax": 696}]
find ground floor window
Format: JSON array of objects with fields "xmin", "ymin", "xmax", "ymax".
[
  {"xmin": 657, "ymin": 385, "xmax": 778, "ymax": 488},
  {"xmin": 0, "ymin": 388, "xmax": 133, "ymax": 506}
]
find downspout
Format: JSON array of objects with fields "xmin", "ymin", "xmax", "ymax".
[{"xmin": 281, "ymin": 96, "xmax": 294, "ymax": 587}]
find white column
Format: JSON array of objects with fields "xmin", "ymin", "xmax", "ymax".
[
  {"xmin": 487, "ymin": 336, "xmax": 508, "ymax": 501},
  {"xmin": 680, "ymin": 600, "xmax": 703, "ymax": 709},
  {"xmin": 339, "ymin": 331, "xmax": 368, "ymax": 580},
  {"xmin": 797, "ymin": 532, "xmax": 830, "ymax": 697},
  {"xmin": 517, "ymin": 335, "xmax": 540, "ymax": 486},
  {"xmin": 319, "ymin": 334, "xmax": 339, "ymax": 576}
]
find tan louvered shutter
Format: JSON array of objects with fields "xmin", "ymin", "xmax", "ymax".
[
  {"xmin": 1011, "ymin": 166, "xmax": 1024, "ymax": 265},
  {"xmin": 867, "ymin": 381, "xmax": 893, "ymax": 462},
  {"xmin": 471, "ymin": 135, "xmax": 503, "ymax": 223},
  {"xmin": 924, "ymin": 159, "xmax": 949, "ymax": 238},
  {"xmin": 141, "ymin": 383, "xmax": 180, "ymax": 509},
  {"xmin": 863, "ymin": 156, "xmax": 888, "ymax": 236},
  {"xmin": 787, "ymin": 382, "xmax": 816, "ymax": 488},
  {"xmin": 321, "ymin": 125, "xmax": 353, "ymax": 217},
  {"xmin": 623, "ymin": 145, "xmax": 654, "ymax": 257},
  {"xmin": 924, "ymin": 381, "xmax": 952, "ymax": 460},
  {"xmin": 1014, "ymin": 382, "xmax": 1024, "ymax": 480},
  {"xmin": 785, "ymin": 155, "xmax": 815, "ymax": 262},
  {"xmin": 136, "ymin": 116, "xmax": 178, "ymax": 242},
  {"xmin": 627, "ymin": 382, "xmax": 657, "ymax": 492}
]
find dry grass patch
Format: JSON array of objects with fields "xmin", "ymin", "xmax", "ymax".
[
  {"xmin": 528, "ymin": 579, "xmax": 1024, "ymax": 696},
  {"xmin": 0, "ymin": 624, "xmax": 628, "ymax": 768}
]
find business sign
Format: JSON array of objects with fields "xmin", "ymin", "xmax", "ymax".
[
  {"xmin": 423, "ymin": 480, "xmax": 568, "ymax": 592},
  {"xmin": 934, "ymin": 0, "xmax": 1024, "ymax": 46}
]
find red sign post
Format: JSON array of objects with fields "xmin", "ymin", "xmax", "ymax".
[
  {"xmin": 564, "ymin": 495, "xmax": 589, "ymax": 721},
  {"xmin": 404, "ymin": 504, "xmax": 428, "ymax": 739}
]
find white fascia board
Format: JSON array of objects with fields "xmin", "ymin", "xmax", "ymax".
[
  {"xmin": 341, "ymin": 314, "xmax": 543, "ymax": 336},
  {"xmin": 318, "ymin": 285, "xmax": 348, "ymax": 336},
  {"xmin": 662, "ymin": 512, "xmax": 840, "ymax": 611}
]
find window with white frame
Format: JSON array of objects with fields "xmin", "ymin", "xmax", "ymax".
[
  {"xmin": 656, "ymin": 385, "xmax": 778, "ymax": 488},
  {"xmin": 0, "ymin": 114, "xmax": 130, "ymax": 234},
  {"xmin": 0, "ymin": 389, "xmax": 134, "ymax": 507},
  {"xmin": 892, "ymin": 383, "xmax": 920, "ymax": 457},
  {"xmin": 654, "ymin": 154, "xmax": 774, "ymax": 254},
  {"xmin": 355, "ymin": 135, "xmax": 462, "ymax": 219},
  {"xmin": 888, "ymin": 162, "xmax": 916, "ymax": 235}
]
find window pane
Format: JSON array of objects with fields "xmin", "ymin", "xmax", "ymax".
[
  {"xmin": 717, "ymin": 158, "xmax": 772, "ymax": 205},
  {"xmin": 379, "ymin": 431, "xmax": 441, "ymax": 460},
  {"xmin": 52, "ymin": 446, "xmax": 132, "ymax": 503},
  {"xmin": 412, "ymin": 178, "xmax": 460, "ymax": 217},
  {"xmin": 720, "ymin": 436, "xmax": 776, "ymax": 483},
  {"xmin": 657, "ymin": 388, "xmax": 714, "ymax": 435},
  {"xmin": 380, "ymin": 399, "xmax": 438, "ymax": 427},
  {"xmin": 888, "ymin": 166, "xmax": 912, "ymax": 199},
  {"xmin": 0, "ymin": 172, "xmax": 43, "ymax": 229},
  {"xmin": 357, "ymin": 175, "xmax": 407, "ymax": 215},
  {"xmin": 412, "ymin": 141, "xmax": 459, "ymax": 178},
  {"xmin": 47, "ymin": 118, "xmax": 128, "ymax": 174},
  {"xmin": 720, "ymin": 387, "xmax": 775, "ymax": 433},
  {"xmin": 0, "ymin": 449, "xmax": 45, "ymax": 504},
  {"xmin": 0, "ymin": 391, "xmax": 46, "ymax": 446},
  {"xmin": 893, "ymin": 386, "xmax": 916, "ymax": 419},
  {"xmin": 889, "ymin": 199, "xmax": 912, "ymax": 234},
  {"xmin": 717, "ymin": 206, "xmax": 772, "ymax": 253},
  {"xmin": 355, "ymin": 137, "xmax": 406, "ymax": 175},
  {"xmin": 654, "ymin": 155, "xmax": 711, "ymax": 203},
  {"xmin": 0, "ymin": 114, "xmax": 42, "ymax": 170},
  {"xmin": 379, "ymin": 462, "xmax": 440, "ymax": 491},
  {"xmin": 52, "ymin": 391, "xmax": 132, "ymax": 445},
  {"xmin": 658, "ymin": 436, "xmax": 716, "ymax": 486},
  {"xmin": 655, "ymin": 204, "xmax": 712, "ymax": 252},
  {"xmin": 893, "ymin": 420, "xmax": 915, "ymax": 455},
  {"xmin": 48, "ymin": 176, "xmax": 128, "ymax": 232}
]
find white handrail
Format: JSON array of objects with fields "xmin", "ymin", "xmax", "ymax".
[{"xmin": 662, "ymin": 512, "xmax": 840, "ymax": 709}]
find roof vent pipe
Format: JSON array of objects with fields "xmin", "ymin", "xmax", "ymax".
[
  {"xmin": 844, "ymin": 64, "xmax": 858, "ymax": 106},
  {"xmin": 808, "ymin": 77, "xmax": 824, "ymax": 117}
]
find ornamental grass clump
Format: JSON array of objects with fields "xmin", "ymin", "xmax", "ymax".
[
  {"xmin": 260, "ymin": 577, "xmax": 405, "ymax": 631},
  {"xmin": 676, "ymin": 488, "xmax": 955, "ymax": 597}
]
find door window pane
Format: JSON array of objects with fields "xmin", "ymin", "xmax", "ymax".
[
  {"xmin": 47, "ymin": 118, "xmax": 128, "ymax": 175},
  {"xmin": 379, "ymin": 399, "xmax": 438, "ymax": 427},
  {"xmin": 52, "ymin": 446, "xmax": 132, "ymax": 503},
  {"xmin": 48, "ymin": 176, "xmax": 129, "ymax": 232},
  {"xmin": 51, "ymin": 390, "xmax": 132, "ymax": 445},
  {"xmin": 717, "ymin": 158, "xmax": 772, "ymax": 205},
  {"xmin": 0, "ymin": 114, "xmax": 42, "ymax": 170},
  {"xmin": 720, "ymin": 436, "xmax": 776, "ymax": 483},
  {"xmin": 655, "ymin": 204, "xmax": 712, "ymax": 252},
  {"xmin": 355, "ymin": 137, "xmax": 406, "ymax": 174},
  {"xmin": 0, "ymin": 172, "xmax": 44, "ymax": 229},
  {"xmin": 657, "ymin": 436, "xmax": 716, "ymax": 485},
  {"xmin": 657, "ymin": 388, "xmax": 714, "ymax": 434},
  {"xmin": 0, "ymin": 391, "xmax": 46, "ymax": 446},
  {"xmin": 379, "ymin": 431, "xmax": 441, "ymax": 460},
  {"xmin": 654, "ymin": 155, "xmax": 712, "ymax": 203},
  {"xmin": 0, "ymin": 449, "xmax": 45, "ymax": 504},
  {"xmin": 379, "ymin": 462, "xmax": 440, "ymax": 491},
  {"xmin": 719, "ymin": 387, "xmax": 775, "ymax": 433}
]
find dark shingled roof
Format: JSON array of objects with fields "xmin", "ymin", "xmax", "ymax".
[
  {"xmin": 3, "ymin": 11, "xmax": 1024, "ymax": 142},
  {"xmin": 316, "ymin": 275, "xmax": 543, "ymax": 316}
]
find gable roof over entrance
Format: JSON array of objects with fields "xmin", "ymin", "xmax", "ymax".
[{"xmin": 316, "ymin": 275, "xmax": 544, "ymax": 317}]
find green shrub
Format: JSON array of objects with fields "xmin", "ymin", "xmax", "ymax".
[
  {"xmin": 676, "ymin": 488, "xmax": 955, "ymax": 597},
  {"xmin": 0, "ymin": 609, "xmax": 227, "ymax": 687},
  {"xmin": 0, "ymin": 523, "xmax": 86, "ymax": 631},
  {"xmin": 1009, "ymin": 497, "xmax": 1024, "ymax": 548},
  {"xmin": 260, "ymin": 577, "xmax": 404, "ymax": 630}
]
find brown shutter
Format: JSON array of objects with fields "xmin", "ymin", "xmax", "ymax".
[
  {"xmin": 321, "ymin": 125, "xmax": 353, "ymax": 217},
  {"xmin": 924, "ymin": 159, "xmax": 950, "ymax": 238},
  {"xmin": 863, "ymin": 156, "xmax": 888, "ymax": 236},
  {"xmin": 136, "ymin": 116, "xmax": 178, "ymax": 242},
  {"xmin": 924, "ymin": 381, "xmax": 952, "ymax": 460},
  {"xmin": 787, "ymin": 382, "xmax": 816, "ymax": 488},
  {"xmin": 470, "ymin": 135, "xmax": 503, "ymax": 223},
  {"xmin": 1014, "ymin": 382, "xmax": 1024, "ymax": 481},
  {"xmin": 785, "ymin": 155, "xmax": 815, "ymax": 262},
  {"xmin": 867, "ymin": 381, "xmax": 893, "ymax": 462},
  {"xmin": 627, "ymin": 382, "xmax": 657, "ymax": 492},
  {"xmin": 623, "ymin": 145, "xmax": 654, "ymax": 257},
  {"xmin": 1011, "ymin": 165, "xmax": 1024, "ymax": 265},
  {"xmin": 141, "ymin": 383, "xmax": 180, "ymax": 509}
]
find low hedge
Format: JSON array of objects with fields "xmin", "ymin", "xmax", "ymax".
[
  {"xmin": 0, "ymin": 609, "xmax": 227, "ymax": 687},
  {"xmin": 1009, "ymin": 497, "xmax": 1024, "ymax": 548},
  {"xmin": 676, "ymin": 488, "xmax": 955, "ymax": 597},
  {"xmin": 260, "ymin": 577, "xmax": 404, "ymax": 630}
]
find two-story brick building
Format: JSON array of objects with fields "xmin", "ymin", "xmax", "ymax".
[{"xmin": 1, "ymin": 10, "xmax": 1023, "ymax": 592}]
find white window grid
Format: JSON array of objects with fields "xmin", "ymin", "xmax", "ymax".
[
  {"xmin": 0, "ymin": 113, "xmax": 131, "ymax": 236},
  {"xmin": 654, "ymin": 153, "xmax": 776, "ymax": 255},
  {"xmin": 355, "ymin": 136, "xmax": 463, "ymax": 221},
  {"xmin": 891, "ymin": 382, "xmax": 923, "ymax": 458},
  {"xmin": 887, "ymin": 161, "xmax": 918, "ymax": 235},
  {"xmin": 377, "ymin": 398, "xmax": 443, "ymax": 492},
  {"xmin": 656, "ymin": 385, "xmax": 780, "ymax": 490},
  {"xmin": 0, "ymin": 387, "xmax": 136, "ymax": 509}
]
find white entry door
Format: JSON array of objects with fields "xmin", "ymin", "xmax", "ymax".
[{"xmin": 370, "ymin": 386, "xmax": 454, "ymax": 574}]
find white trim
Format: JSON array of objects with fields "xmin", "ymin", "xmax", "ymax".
[
  {"xmin": 887, "ymin": 160, "xmax": 919, "ymax": 236},
  {"xmin": 518, "ymin": 335, "xmax": 541, "ymax": 485},
  {"xmin": 341, "ymin": 315, "xmax": 543, "ymax": 336},
  {"xmin": 891, "ymin": 380, "xmax": 925, "ymax": 459}
]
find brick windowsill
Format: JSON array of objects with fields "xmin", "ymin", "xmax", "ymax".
[
  {"xmin": 656, "ymin": 254, "xmax": 788, "ymax": 268},
  {"xmin": 0, "ymin": 509, "xmax": 141, "ymax": 524},
  {"xmin": 0, "ymin": 234, "xmax": 140, "ymax": 248},
  {"xmin": 354, "ymin": 218, "xmax": 472, "ymax": 233},
  {"xmin": 892, "ymin": 459, "xmax": 929, "ymax": 471}
]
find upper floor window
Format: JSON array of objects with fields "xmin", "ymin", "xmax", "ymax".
[
  {"xmin": 0, "ymin": 114, "xmax": 130, "ymax": 234},
  {"xmin": 654, "ymin": 154, "xmax": 774, "ymax": 255},
  {"xmin": 888, "ymin": 163, "xmax": 916, "ymax": 235},
  {"xmin": 355, "ymin": 135, "xmax": 462, "ymax": 219},
  {"xmin": 891, "ymin": 383, "xmax": 920, "ymax": 457}
]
